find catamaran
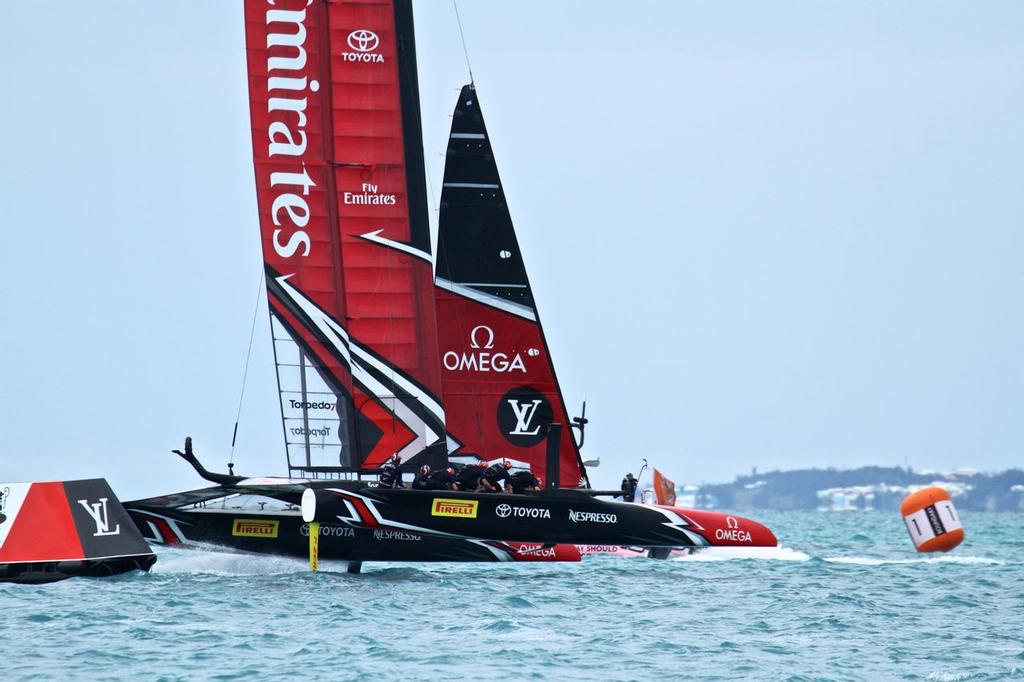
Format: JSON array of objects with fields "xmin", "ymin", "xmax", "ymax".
[{"xmin": 125, "ymin": 0, "xmax": 778, "ymax": 569}]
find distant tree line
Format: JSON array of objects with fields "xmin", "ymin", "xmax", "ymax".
[{"xmin": 697, "ymin": 467, "xmax": 1024, "ymax": 512}]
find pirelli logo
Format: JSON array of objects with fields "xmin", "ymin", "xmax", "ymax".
[
  {"xmin": 431, "ymin": 498, "xmax": 478, "ymax": 519},
  {"xmin": 232, "ymin": 519, "xmax": 280, "ymax": 538}
]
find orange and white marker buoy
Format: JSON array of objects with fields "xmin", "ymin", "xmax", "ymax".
[{"xmin": 900, "ymin": 487, "xmax": 964, "ymax": 553}]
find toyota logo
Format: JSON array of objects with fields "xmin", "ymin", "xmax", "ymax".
[
  {"xmin": 496, "ymin": 503, "xmax": 512, "ymax": 518},
  {"xmin": 347, "ymin": 29, "xmax": 379, "ymax": 52}
]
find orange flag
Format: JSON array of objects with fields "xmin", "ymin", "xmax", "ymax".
[{"xmin": 653, "ymin": 469, "xmax": 677, "ymax": 506}]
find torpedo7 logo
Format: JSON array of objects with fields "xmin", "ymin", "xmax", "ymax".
[{"xmin": 497, "ymin": 387, "xmax": 553, "ymax": 447}]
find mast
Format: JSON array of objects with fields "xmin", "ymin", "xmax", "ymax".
[
  {"xmin": 434, "ymin": 85, "xmax": 591, "ymax": 488},
  {"xmin": 244, "ymin": 0, "xmax": 445, "ymax": 476}
]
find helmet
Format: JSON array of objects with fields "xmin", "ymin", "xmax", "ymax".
[
  {"xmin": 390, "ymin": 453, "xmax": 401, "ymax": 464},
  {"xmin": 502, "ymin": 459, "xmax": 512, "ymax": 469},
  {"xmin": 445, "ymin": 466, "xmax": 455, "ymax": 475},
  {"xmin": 419, "ymin": 464, "xmax": 431, "ymax": 475}
]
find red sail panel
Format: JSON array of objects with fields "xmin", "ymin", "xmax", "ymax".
[
  {"xmin": 245, "ymin": 0, "xmax": 444, "ymax": 473},
  {"xmin": 326, "ymin": 0, "xmax": 444, "ymax": 468},
  {"xmin": 245, "ymin": 0, "xmax": 342, "ymax": 329},
  {"xmin": 434, "ymin": 85, "xmax": 588, "ymax": 488},
  {"xmin": 246, "ymin": 0, "xmax": 356, "ymax": 471},
  {"xmin": 329, "ymin": 1, "xmax": 412, "ymax": 352},
  {"xmin": 435, "ymin": 294, "xmax": 585, "ymax": 487}
]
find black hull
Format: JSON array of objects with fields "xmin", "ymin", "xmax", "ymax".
[
  {"xmin": 127, "ymin": 505, "xmax": 566, "ymax": 563},
  {"xmin": 304, "ymin": 486, "xmax": 711, "ymax": 546},
  {"xmin": 0, "ymin": 555, "xmax": 157, "ymax": 585},
  {"xmin": 124, "ymin": 480, "xmax": 781, "ymax": 563}
]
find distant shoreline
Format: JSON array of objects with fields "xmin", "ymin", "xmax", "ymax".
[{"xmin": 668, "ymin": 466, "xmax": 1024, "ymax": 512}]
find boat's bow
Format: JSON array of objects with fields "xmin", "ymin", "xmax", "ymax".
[{"xmin": 661, "ymin": 507, "xmax": 778, "ymax": 547}]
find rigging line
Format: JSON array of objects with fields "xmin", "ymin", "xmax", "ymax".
[
  {"xmin": 230, "ymin": 268, "xmax": 266, "ymax": 464},
  {"xmin": 425, "ymin": 155, "xmax": 440, "ymax": 263},
  {"xmin": 452, "ymin": 0, "xmax": 475, "ymax": 85}
]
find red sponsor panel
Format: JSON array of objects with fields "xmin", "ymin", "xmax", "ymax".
[
  {"xmin": 326, "ymin": 1, "xmax": 441, "ymax": 399},
  {"xmin": 436, "ymin": 292, "xmax": 583, "ymax": 487},
  {"xmin": 245, "ymin": 0, "xmax": 342, "ymax": 320},
  {"xmin": 671, "ymin": 508, "xmax": 778, "ymax": 547},
  {"xmin": 0, "ymin": 483, "xmax": 84, "ymax": 563},
  {"xmin": 505, "ymin": 543, "xmax": 582, "ymax": 562}
]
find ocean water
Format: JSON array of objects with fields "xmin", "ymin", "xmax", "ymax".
[{"xmin": 2, "ymin": 511, "xmax": 1022, "ymax": 681}]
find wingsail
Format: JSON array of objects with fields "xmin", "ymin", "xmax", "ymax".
[
  {"xmin": 244, "ymin": 0, "xmax": 444, "ymax": 474},
  {"xmin": 434, "ymin": 85, "xmax": 590, "ymax": 488}
]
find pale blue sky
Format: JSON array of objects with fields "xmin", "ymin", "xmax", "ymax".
[{"xmin": 0, "ymin": 2, "xmax": 1020, "ymax": 497}]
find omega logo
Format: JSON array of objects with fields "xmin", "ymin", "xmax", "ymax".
[{"xmin": 470, "ymin": 325, "xmax": 495, "ymax": 350}]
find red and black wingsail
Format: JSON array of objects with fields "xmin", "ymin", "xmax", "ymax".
[
  {"xmin": 245, "ymin": 0, "xmax": 444, "ymax": 474},
  {"xmin": 434, "ymin": 85, "xmax": 589, "ymax": 488}
]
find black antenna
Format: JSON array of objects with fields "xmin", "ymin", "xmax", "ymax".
[
  {"xmin": 545, "ymin": 424, "xmax": 562, "ymax": 491},
  {"xmin": 571, "ymin": 400, "xmax": 588, "ymax": 449},
  {"xmin": 637, "ymin": 458, "xmax": 649, "ymax": 483}
]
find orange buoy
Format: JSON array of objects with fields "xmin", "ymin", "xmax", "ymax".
[{"xmin": 900, "ymin": 487, "xmax": 964, "ymax": 553}]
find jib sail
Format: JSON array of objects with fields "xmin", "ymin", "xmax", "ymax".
[
  {"xmin": 244, "ymin": 0, "xmax": 444, "ymax": 474},
  {"xmin": 434, "ymin": 84, "xmax": 589, "ymax": 488}
]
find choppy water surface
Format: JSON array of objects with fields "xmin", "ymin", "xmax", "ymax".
[{"xmin": 2, "ymin": 511, "xmax": 1022, "ymax": 680}]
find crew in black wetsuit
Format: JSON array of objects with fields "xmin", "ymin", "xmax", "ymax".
[
  {"xmin": 619, "ymin": 473, "xmax": 638, "ymax": 502},
  {"xmin": 456, "ymin": 461, "xmax": 486, "ymax": 491},
  {"xmin": 378, "ymin": 453, "xmax": 404, "ymax": 488},
  {"xmin": 412, "ymin": 465, "xmax": 458, "ymax": 491},
  {"xmin": 481, "ymin": 459, "xmax": 513, "ymax": 493},
  {"xmin": 508, "ymin": 470, "xmax": 541, "ymax": 494},
  {"xmin": 431, "ymin": 466, "xmax": 460, "ymax": 490},
  {"xmin": 411, "ymin": 465, "xmax": 432, "ymax": 490}
]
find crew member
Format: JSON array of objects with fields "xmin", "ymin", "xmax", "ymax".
[
  {"xmin": 508, "ymin": 470, "xmax": 541, "ymax": 494},
  {"xmin": 378, "ymin": 453, "xmax": 405, "ymax": 489},
  {"xmin": 481, "ymin": 459, "xmax": 513, "ymax": 493},
  {"xmin": 619, "ymin": 473, "xmax": 638, "ymax": 502},
  {"xmin": 425, "ymin": 466, "xmax": 459, "ymax": 491},
  {"xmin": 456, "ymin": 461, "xmax": 487, "ymax": 491},
  {"xmin": 411, "ymin": 464, "xmax": 432, "ymax": 490}
]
